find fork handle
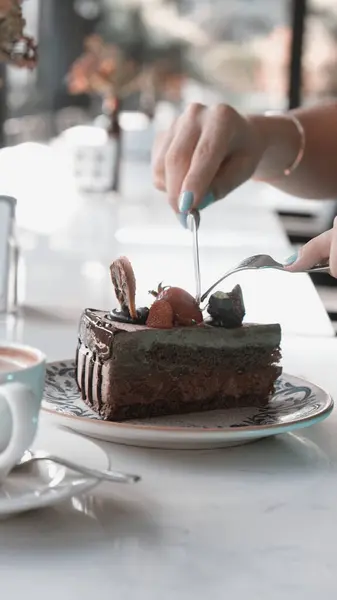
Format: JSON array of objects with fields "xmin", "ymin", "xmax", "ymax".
[
  {"xmin": 306, "ymin": 265, "xmax": 330, "ymax": 274},
  {"xmin": 200, "ymin": 262, "xmax": 331, "ymax": 303}
]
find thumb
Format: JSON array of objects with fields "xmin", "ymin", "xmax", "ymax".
[{"xmin": 284, "ymin": 228, "xmax": 332, "ymax": 271}]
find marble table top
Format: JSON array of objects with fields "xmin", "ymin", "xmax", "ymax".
[
  {"xmin": 0, "ymin": 335, "xmax": 336, "ymax": 600},
  {"xmin": 0, "ymin": 146, "xmax": 336, "ymax": 599}
]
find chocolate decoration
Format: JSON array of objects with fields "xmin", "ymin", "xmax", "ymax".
[
  {"xmin": 207, "ymin": 285, "xmax": 245, "ymax": 328},
  {"xmin": 109, "ymin": 309, "xmax": 132, "ymax": 324},
  {"xmin": 110, "ymin": 257, "xmax": 137, "ymax": 319},
  {"xmin": 110, "ymin": 307, "xmax": 149, "ymax": 325}
]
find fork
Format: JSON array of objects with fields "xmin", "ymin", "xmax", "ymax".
[
  {"xmin": 200, "ymin": 253, "xmax": 330, "ymax": 303},
  {"xmin": 14, "ymin": 450, "xmax": 141, "ymax": 484}
]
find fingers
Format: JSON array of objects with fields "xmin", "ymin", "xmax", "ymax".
[
  {"xmin": 152, "ymin": 105, "xmax": 204, "ymax": 209},
  {"xmin": 151, "ymin": 132, "xmax": 166, "ymax": 191},
  {"xmin": 181, "ymin": 104, "xmax": 238, "ymax": 208},
  {"xmin": 329, "ymin": 218, "xmax": 337, "ymax": 277},
  {"xmin": 284, "ymin": 219, "xmax": 337, "ymax": 279},
  {"xmin": 152, "ymin": 121, "xmax": 178, "ymax": 193},
  {"xmin": 165, "ymin": 105, "xmax": 203, "ymax": 211},
  {"xmin": 152, "ymin": 103, "xmax": 242, "ymax": 212},
  {"xmin": 284, "ymin": 228, "xmax": 333, "ymax": 272}
]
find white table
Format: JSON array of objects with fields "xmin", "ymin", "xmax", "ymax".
[
  {"xmin": 1, "ymin": 188, "xmax": 333, "ymax": 351},
  {"xmin": 0, "ymin": 147, "xmax": 336, "ymax": 598},
  {"xmin": 0, "ymin": 141, "xmax": 332, "ymax": 339},
  {"xmin": 0, "ymin": 336, "xmax": 337, "ymax": 600},
  {"xmin": 242, "ymin": 179, "xmax": 337, "ymax": 238}
]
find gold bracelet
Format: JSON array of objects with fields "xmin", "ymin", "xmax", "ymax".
[{"xmin": 254, "ymin": 110, "xmax": 306, "ymax": 182}]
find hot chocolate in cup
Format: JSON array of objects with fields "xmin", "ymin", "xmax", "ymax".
[
  {"xmin": 0, "ymin": 342, "xmax": 46, "ymax": 483},
  {"xmin": 0, "ymin": 347, "xmax": 38, "ymax": 372}
]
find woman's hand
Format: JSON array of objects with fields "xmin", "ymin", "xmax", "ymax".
[
  {"xmin": 152, "ymin": 103, "xmax": 264, "ymax": 226},
  {"xmin": 284, "ymin": 218, "xmax": 337, "ymax": 278}
]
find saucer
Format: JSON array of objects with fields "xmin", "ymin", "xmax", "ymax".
[
  {"xmin": 0, "ymin": 429, "xmax": 108, "ymax": 518},
  {"xmin": 42, "ymin": 360, "xmax": 334, "ymax": 450}
]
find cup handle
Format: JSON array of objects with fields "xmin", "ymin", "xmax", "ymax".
[{"xmin": 0, "ymin": 382, "xmax": 37, "ymax": 474}]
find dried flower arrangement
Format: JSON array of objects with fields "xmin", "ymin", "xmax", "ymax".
[
  {"xmin": 67, "ymin": 34, "xmax": 185, "ymax": 110},
  {"xmin": 0, "ymin": 0, "xmax": 37, "ymax": 68},
  {"xmin": 67, "ymin": 33, "xmax": 186, "ymax": 191},
  {"xmin": 67, "ymin": 34, "xmax": 144, "ymax": 192},
  {"xmin": 67, "ymin": 35, "xmax": 140, "ymax": 107}
]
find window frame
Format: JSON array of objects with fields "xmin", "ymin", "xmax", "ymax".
[{"xmin": 288, "ymin": 0, "xmax": 307, "ymax": 109}]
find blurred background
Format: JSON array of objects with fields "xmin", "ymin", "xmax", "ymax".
[
  {"xmin": 4, "ymin": 0, "xmax": 337, "ymax": 142},
  {"xmin": 2, "ymin": 0, "xmax": 337, "ymax": 327},
  {"xmin": 3, "ymin": 0, "xmax": 337, "ymax": 190}
]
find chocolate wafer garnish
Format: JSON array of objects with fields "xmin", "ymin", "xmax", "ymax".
[{"xmin": 110, "ymin": 256, "xmax": 137, "ymax": 320}]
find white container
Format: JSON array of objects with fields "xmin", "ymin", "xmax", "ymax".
[
  {"xmin": 61, "ymin": 125, "xmax": 117, "ymax": 192},
  {"xmin": 0, "ymin": 196, "xmax": 19, "ymax": 315}
]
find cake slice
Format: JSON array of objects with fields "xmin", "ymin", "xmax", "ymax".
[
  {"xmin": 75, "ymin": 257, "xmax": 281, "ymax": 421},
  {"xmin": 76, "ymin": 309, "xmax": 281, "ymax": 420}
]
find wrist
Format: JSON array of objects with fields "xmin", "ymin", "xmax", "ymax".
[{"xmin": 248, "ymin": 113, "xmax": 302, "ymax": 181}]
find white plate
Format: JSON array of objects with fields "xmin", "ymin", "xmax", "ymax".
[
  {"xmin": 42, "ymin": 360, "xmax": 334, "ymax": 450},
  {"xmin": 0, "ymin": 428, "xmax": 108, "ymax": 518}
]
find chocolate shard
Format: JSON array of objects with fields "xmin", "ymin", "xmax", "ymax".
[
  {"xmin": 110, "ymin": 257, "xmax": 137, "ymax": 319},
  {"xmin": 110, "ymin": 307, "xmax": 149, "ymax": 325},
  {"xmin": 207, "ymin": 285, "xmax": 245, "ymax": 328}
]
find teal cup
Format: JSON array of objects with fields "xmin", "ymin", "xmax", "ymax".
[{"xmin": 0, "ymin": 342, "xmax": 46, "ymax": 483}]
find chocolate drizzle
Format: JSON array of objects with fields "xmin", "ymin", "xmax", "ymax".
[
  {"xmin": 96, "ymin": 361, "xmax": 103, "ymax": 409},
  {"xmin": 87, "ymin": 353, "xmax": 95, "ymax": 406},
  {"xmin": 76, "ymin": 338, "xmax": 103, "ymax": 409},
  {"xmin": 75, "ymin": 340, "xmax": 80, "ymax": 370},
  {"xmin": 80, "ymin": 351, "xmax": 87, "ymax": 401}
]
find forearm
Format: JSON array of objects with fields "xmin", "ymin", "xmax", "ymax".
[{"xmin": 250, "ymin": 102, "xmax": 337, "ymax": 199}]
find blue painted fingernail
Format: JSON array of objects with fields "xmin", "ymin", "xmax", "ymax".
[
  {"xmin": 178, "ymin": 191, "xmax": 194, "ymax": 213},
  {"xmin": 199, "ymin": 191, "xmax": 216, "ymax": 211},
  {"xmin": 283, "ymin": 252, "xmax": 298, "ymax": 266},
  {"xmin": 177, "ymin": 212, "xmax": 188, "ymax": 229},
  {"xmin": 177, "ymin": 190, "xmax": 215, "ymax": 227}
]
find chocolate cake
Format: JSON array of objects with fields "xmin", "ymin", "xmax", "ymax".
[{"xmin": 75, "ymin": 256, "xmax": 282, "ymax": 421}]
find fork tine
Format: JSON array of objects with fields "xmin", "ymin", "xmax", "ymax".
[
  {"xmin": 200, "ymin": 252, "xmax": 331, "ymax": 303},
  {"xmin": 201, "ymin": 255, "xmax": 282, "ymax": 302}
]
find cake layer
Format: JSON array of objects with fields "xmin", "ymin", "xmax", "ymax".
[
  {"xmin": 76, "ymin": 309, "xmax": 282, "ymax": 421},
  {"xmin": 79, "ymin": 309, "xmax": 281, "ymax": 355}
]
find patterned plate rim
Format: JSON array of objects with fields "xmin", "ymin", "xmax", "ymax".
[{"xmin": 42, "ymin": 360, "xmax": 334, "ymax": 434}]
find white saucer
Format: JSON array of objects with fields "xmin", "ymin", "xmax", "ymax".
[
  {"xmin": 0, "ymin": 428, "xmax": 109, "ymax": 518},
  {"xmin": 42, "ymin": 360, "xmax": 334, "ymax": 450}
]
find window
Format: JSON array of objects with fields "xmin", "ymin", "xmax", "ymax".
[
  {"xmin": 1, "ymin": 0, "xmax": 328, "ymax": 145},
  {"xmin": 303, "ymin": 0, "xmax": 337, "ymax": 104}
]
